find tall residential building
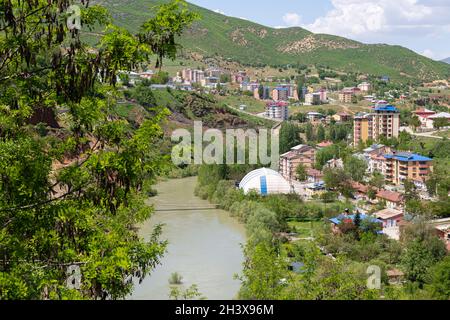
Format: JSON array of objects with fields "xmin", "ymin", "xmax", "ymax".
[
  {"xmin": 266, "ymin": 101, "xmax": 289, "ymax": 120},
  {"xmin": 353, "ymin": 104, "xmax": 400, "ymax": 145},
  {"xmin": 181, "ymin": 69, "xmax": 205, "ymax": 84},
  {"xmin": 339, "ymin": 90, "xmax": 354, "ymax": 103},
  {"xmin": 272, "ymin": 87, "xmax": 289, "ymax": 101},
  {"xmin": 383, "ymin": 152, "xmax": 433, "ymax": 185}
]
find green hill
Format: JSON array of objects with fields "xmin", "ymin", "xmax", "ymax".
[{"xmin": 92, "ymin": 0, "xmax": 450, "ymax": 82}]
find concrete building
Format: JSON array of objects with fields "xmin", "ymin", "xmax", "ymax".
[
  {"xmin": 339, "ymin": 90, "xmax": 354, "ymax": 103},
  {"xmin": 383, "ymin": 152, "xmax": 433, "ymax": 186},
  {"xmin": 357, "ymin": 82, "xmax": 372, "ymax": 92},
  {"xmin": 305, "ymin": 93, "xmax": 321, "ymax": 105},
  {"xmin": 412, "ymin": 107, "xmax": 436, "ymax": 129},
  {"xmin": 266, "ymin": 101, "xmax": 289, "ymax": 120},
  {"xmin": 426, "ymin": 112, "xmax": 450, "ymax": 129},
  {"xmin": 306, "ymin": 112, "xmax": 324, "ymax": 124},
  {"xmin": 272, "ymin": 87, "xmax": 289, "ymax": 101},
  {"xmin": 353, "ymin": 104, "xmax": 400, "ymax": 145},
  {"xmin": 181, "ymin": 69, "xmax": 205, "ymax": 84},
  {"xmin": 279, "ymin": 144, "xmax": 316, "ymax": 181}
]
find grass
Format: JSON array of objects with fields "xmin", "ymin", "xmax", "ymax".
[
  {"xmin": 287, "ymin": 220, "xmax": 324, "ymax": 238},
  {"xmin": 217, "ymin": 95, "xmax": 266, "ymax": 114}
]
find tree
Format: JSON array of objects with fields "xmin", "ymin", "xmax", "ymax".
[
  {"xmin": 369, "ymin": 171, "xmax": 385, "ymax": 189},
  {"xmin": 0, "ymin": 0, "xmax": 195, "ymax": 300},
  {"xmin": 409, "ymin": 115, "xmax": 421, "ymax": 132},
  {"xmin": 317, "ymin": 125, "xmax": 326, "ymax": 142},
  {"xmin": 296, "ymin": 164, "xmax": 308, "ymax": 182},
  {"xmin": 323, "ymin": 168, "xmax": 354, "ymax": 198},
  {"xmin": 428, "ymin": 256, "xmax": 450, "ymax": 300},
  {"xmin": 305, "ymin": 123, "xmax": 314, "ymax": 142},
  {"xmin": 139, "ymin": 0, "xmax": 200, "ymax": 71},
  {"xmin": 433, "ymin": 118, "xmax": 448, "ymax": 130},
  {"xmin": 279, "ymin": 123, "xmax": 302, "ymax": 154},
  {"xmin": 239, "ymin": 243, "xmax": 286, "ymax": 300},
  {"xmin": 344, "ymin": 156, "xmax": 368, "ymax": 183}
]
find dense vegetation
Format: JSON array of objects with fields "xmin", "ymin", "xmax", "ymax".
[{"xmin": 0, "ymin": 0, "xmax": 197, "ymax": 299}]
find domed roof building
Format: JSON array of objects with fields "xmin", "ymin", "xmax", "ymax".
[{"xmin": 239, "ymin": 168, "xmax": 292, "ymax": 195}]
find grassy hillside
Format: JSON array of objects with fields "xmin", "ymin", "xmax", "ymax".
[{"xmin": 91, "ymin": 0, "xmax": 450, "ymax": 82}]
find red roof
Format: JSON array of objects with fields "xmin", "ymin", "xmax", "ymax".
[
  {"xmin": 376, "ymin": 190, "xmax": 403, "ymax": 203},
  {"xmin": 351, "ymin": 182, "xmax": 370, "ymax": 194},
  {"xmin": 317, "ymin": 141, "xmax": 333, "ymax": 148},
  {"xmin": 307, "ymin": 168, "xmax": 323, "ymax": 178}
]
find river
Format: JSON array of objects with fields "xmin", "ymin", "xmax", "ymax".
[{"xmin": 129, "ymin": 177, "xmax": 246, "ymax": 300}]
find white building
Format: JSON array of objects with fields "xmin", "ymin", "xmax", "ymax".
[{"xmin": 239, "ymin": 168, "xmax": 292, "ymax": 195}]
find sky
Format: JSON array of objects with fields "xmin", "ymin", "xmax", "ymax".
[{"xmin": 187, "ymin": 0, "xmax": 450, "ymax": 61}]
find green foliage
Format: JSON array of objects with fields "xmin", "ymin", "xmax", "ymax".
[
  {"xmin": 427, "ymin": 256, "xmax": 450, "ymax": 300},
  {"xmin": 169, "ymin": 284, "xmax": 205, "ymax": 300},
  {"xmin": 344, "ymin": 156, "xmax": 368, "ymax": 183},
  {"xmin": 0, "ymin": 0, "xmax": 193, "ymax": 300},
  {"xmin": 279, "ymin": 122, "xmax": 302, "ymax": 154},
  {"xmin": 295, "ymin": 164, "xmax": 307, "ymax": 182},
  {"xmin": 138, "ymin": 0, "xmax": 200, "ymax": 70}
]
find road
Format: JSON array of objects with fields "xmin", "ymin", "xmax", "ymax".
[{"xmin": 400, "ymin": 127, "xmax": 445, "ymax": 140}]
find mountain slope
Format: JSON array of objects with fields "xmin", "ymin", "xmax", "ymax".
[
  {"xmin": 442, "ymin": 57, "xmax": 450, "ymax": 64},
  {"xmin": 93, "ymin": 0, "xmax": 450, "ymax": 81}
]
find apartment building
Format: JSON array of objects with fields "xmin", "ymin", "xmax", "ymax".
[
  {"xmin": 357, "ymin": 82, "xmax": 372, "ymax": 92},
  {"xmin": 266, "ymin": 101, "xmax": 289, "ymax": 120},
  {"xmin": 339, "ymin": 90, "xmax": 354, "ymax": 103},
  {"xmin": 181, "ymin": 68, "xmax": 205, "ymax": 84},
  {"xmin": 305, "ymin": 93, "xmax": 321, "ymax": 105},
  {"xmin": 279, "ymin": 145, "xmax": 316, "ymax": 181},
  {"xmin": 353, "ymin": 104, "xmax": 400, "ymax": 145},
  {"xmin": 383, "ymin": 152, "xmax": 433, "ymax": 185},
  {"xmin": 272, "ymin": 87, "xmax": 289, "ymax": 101}
]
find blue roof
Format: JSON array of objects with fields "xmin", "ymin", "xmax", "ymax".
[
  {"xmin": 275, "ymin": 87, "xmax": 289, "ymax": 91},
  {"xmin": 374, "ymin": 105, "xmax": 398, "ymax": 112},
  {"xmin": 384, "ymin": 152, "xmax": 432, "ymax": 162}
]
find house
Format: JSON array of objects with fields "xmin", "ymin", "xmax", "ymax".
[
  {"xmin": 387, "ymin": 269, "xmax": 405, "ymax": 284},
  {"xmin": 426, "ymin": 112, "xmax": 450, "ymax": 129},
  {"xmin": 279, "ymin": 144, "xmax": 316, "ymax": 181},
  {"xmin": 357, "ymin": 82, "xmax": 372, "ymax": 92},
  {"xmin": 305, "ymin": 181, "xmax": 326, "ymax": 199},
  {"xmin": 329, "ymin": 211, "xmax": 382, "ymax": 235},
  {"xmin": 350, "ymin": 181, "xmax": 371, "ymax": 200},
  {"xmin": 412, "ymin": 108, "xmax": 436, "ymax": 129},
  {"xmin": 139, "ymin": 70, "xmax": 154, "ymax": 80},
  {"xmin": 325, "ymin": 158, "xmax": 344, "ymax": 169},
  {"xmin": 332, "ymin": 112, "xmax": 352, "ymax": 123},
  {"xmin": 306, "ymin": 168, "xmax": 324, "ymax": 183},
  {"xmin": 430, "ymin": 218, "xmax": 450, "ymax": 251},
  {"xmin": 306, "ymin": 112, "xmax": 324, "ymax": 124},
  {"xmin": 373, "ymin": 208, "xmax": 404, "ymax": 228},
  {"xmin": 376, "ymin": 190, "xmax": 404, "ymax": 210}
]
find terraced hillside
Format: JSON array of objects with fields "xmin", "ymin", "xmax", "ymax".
[{"xmin": 91, "ymin": 0, "xmax": 450, "ymax": 81}]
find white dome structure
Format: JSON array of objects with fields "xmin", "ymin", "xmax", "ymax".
[{"xmin": 239, "ymin": 168, "xmax": 292, "ymax": 195}]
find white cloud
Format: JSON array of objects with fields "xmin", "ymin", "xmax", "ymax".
[
  {"xmin": 282, "ymin": 13, "xmax": 302, "ymax": 27},
  {"xmin": 304, "ymin": 0, "xmax": 450, "ymax": 38},
  {"xmin": 422, "ymin": 49, "xmax": 435, "ymax": 59},
  {"xmin": 213, "ymin": 9, "xmax": 225, "ymax": 15}
]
